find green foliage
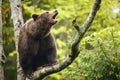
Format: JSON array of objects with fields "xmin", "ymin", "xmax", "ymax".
[
  {"xmin": 2, "ymin": 1, "xmax": 16, "ymax": 80},
  {"xmin": 62, "ymin": 27, "xmax": 120, "ymax": 80},
  {"xmin": 4, "ymin": 51, "xmax": 17, "ymax": 80},
  {"xmin": 2, "ymin": 0, "xmax": 15, "ymax": 56}
]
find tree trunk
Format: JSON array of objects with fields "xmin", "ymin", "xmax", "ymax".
[
  {"xmin": 0, "ymin": 0, "xmax": 6, "ymax": 80},
  {"xmin": 9, "ymin": 0, "xmax": 24, "ymax": 80}
]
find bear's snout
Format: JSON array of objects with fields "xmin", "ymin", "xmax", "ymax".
[
  {"xmin": 51, "ymin": 10, "xmax": 58, "ymax": 19},
  {"xmin": 54, "ymin": 10, "xmax": 58, "ymax": 13}
]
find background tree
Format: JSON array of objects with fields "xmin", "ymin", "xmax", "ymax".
[
  {"xmin": 9, "ymin": 0, "xmax": 24, "ymax": 80},
  {"xmin": 0, "ymin": 0, "xmax": 6, "ymax": 80}
]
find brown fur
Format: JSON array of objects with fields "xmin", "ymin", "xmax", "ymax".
[{"xmin": 18, "ymin": 10, "xmax": 58, "ymax": 77}]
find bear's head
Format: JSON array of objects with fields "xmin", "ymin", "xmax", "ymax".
[
  {"xmin": 32, "ymin": 10, "xmax": 58, "ymax": 28},
  {"xmin": 26, "ymin": 10, "xmax": 58, "ymax": 39}
]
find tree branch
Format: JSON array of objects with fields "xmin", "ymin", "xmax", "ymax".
[
  {"xmin": 32, "ymin": 0, "xmax": 101, "ymax": 80},
  {"xmin": 72, "ymin": 0, "xmax": 101, "ymax": 36}
]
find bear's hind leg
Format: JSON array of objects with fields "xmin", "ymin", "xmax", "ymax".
[{"xmin": 20, "ymin": 55, "xmax": 34, "ymax": 78}]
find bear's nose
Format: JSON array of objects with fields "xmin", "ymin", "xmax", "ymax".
[{"xmin": 54, "ymin": 10, "xmax": 58, "ymax": 13}]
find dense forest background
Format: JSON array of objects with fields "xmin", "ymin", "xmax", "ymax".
[{"xmin": 2, "ymin": 0, "xmax": 120, "ymax": 80}]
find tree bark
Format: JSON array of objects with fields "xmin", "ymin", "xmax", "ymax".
[
  {"xmin": 0, "ymin": 0, "xmax": 6, "ymax": 80},
  {"xmin": 9, "ymin": 0, "xmax": 24, "ymax": 80}
]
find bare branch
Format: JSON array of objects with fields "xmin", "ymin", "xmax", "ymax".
[
  {"xmin": 81, "ymin": 0, "xmax": 101, "ymax": 34},
  {"xmin": 72, "ymin": 0, "xmax": 101, "ymax": 35},
  {"xmin": 32, "ymin": 0, "xmax": 101, "ymax": 80}
]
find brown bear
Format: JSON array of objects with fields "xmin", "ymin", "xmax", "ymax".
[{"xmin": 18, "ymin": 10, "xmax": 58, "ymax": 77}]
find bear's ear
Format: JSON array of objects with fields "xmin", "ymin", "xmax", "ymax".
[{"xmin": 32, "ymin": 14, "xmax": 39, "ymax": 21}]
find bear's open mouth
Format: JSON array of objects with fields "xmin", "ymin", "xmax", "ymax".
[
  {"xmin": 52, "ymin": 10, "xmax": 58, "ymax": 19},
  {"xmin": 52, "ymin": 12, "xmax": 58, "ymax": 19},
  {"xmin": 50, "ymin": 10, "xmax": 58, "ymax": 25}
]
